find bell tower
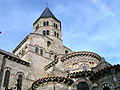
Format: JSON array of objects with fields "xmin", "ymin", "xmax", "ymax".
[
  {"xmin": 33, "ymin": 7, "xmax": 62, "ymax": 41},
  {"xmin": 12, "ymin": 7, "xmax": 72, "ymax": 79}
]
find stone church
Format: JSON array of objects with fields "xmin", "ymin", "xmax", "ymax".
[{"xmin": 0, "ymin": 7, "xmax": 120, "ymax": 90}]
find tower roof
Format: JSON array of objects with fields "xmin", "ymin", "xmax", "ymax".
[
  {"xmin": 33, "ymin": 7, "xmax": 60, "ymax": 25},
  {"xmin": 40, "ymin": 7, "xmax": 56, "ymax": 18}
]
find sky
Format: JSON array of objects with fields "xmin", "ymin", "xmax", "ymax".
[{"xmin": 0, "ymin": 0, "xmax": 120, "ymax": 65}]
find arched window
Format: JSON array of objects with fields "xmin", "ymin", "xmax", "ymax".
[
  {"xmin": 54, "ymin": 23, "xmax": 56, "ymax": 27},
  {"xmin": 47, "ymin": 21, "xmax": 49, "ymax": 26},
  {"xmin": 49, "ymin": 52, "xmax": 53, "ymax": 58},
  {"xmin": 43, "ymin": 30, "xmax": 46, "ymax": 36},
  {"xmin": 40, "ymin": 49, "xmax": 43, "ymax": 56},
  {"xmin": 54, "ymin": 32, "xmax": 56, "ymax": 37},
  {"xmin": 47, "ymin": 30, "xmax": 50, "ymax": 35},
  {"xmin": 35, "ymin": 47, "xmax": 39, "ymax": 54},
  {"xmin": 3, "ymin": 70, "xmax": 10, "ymax": 88},
  {"xmin": 65, "ymin": 50, "xmax": 68, "ymax": 54},
  {"xmin": 25, "ymin": 45, "xmax": 27, "ymax": 49},
  {"xmin": 57, "ymin": 33, "xmax": 59, "ymax": 38},
  {"xmin": 47, "ymin": 41, "xmax": 51, "ymax": 47},
  {"xmin": 36, "ymin": 24, "xmax": 39, "ymax": 30},
  {"xmin": 21, "ymin": 50, "xmax": 25, "ymax": 56},
  {"xmin": 43, "ymin": 22, "xmax": 46, "ymax": 26},
  {"xmin": 54, "ymin": 55, "xmax": 57, "ymax": 60},
  {"xmin": 56, "ymin": 24, "xmax": 58, "ymax": 29},
  {"xmin": 103, "ymin": 87, "xmax": 110, "ymax": 90},
  {"xmin": 100, "ymin": 83, "xmax": 114, "ymax": 90},
  {"xmin": 83, "ymin": 66, "xmax": 87, "ymax": 71},
  {"xmin": 17, "ymin": 74, "xmax": 23, "ymax": 90},
  {"xmin": 77, "ymin": 82, "xmax": 89, "ymax": 90}
]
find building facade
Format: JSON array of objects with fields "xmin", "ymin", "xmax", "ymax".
[{"xmin": 0, "ymin": 7, "xmax": 120, "ymax": 90}]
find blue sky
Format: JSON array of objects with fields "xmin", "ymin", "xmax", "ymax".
[{"xmin": 0, "ymin": 0, "xmax": 120, "ymax": 65}]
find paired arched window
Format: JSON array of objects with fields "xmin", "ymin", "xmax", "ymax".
[
  {"xmin": 35, "ymin": 47, "xmax": 44, "ymax": 56},
  {"xmin": 35, "ymin": 47, "xmax": 39, "ymax": 54},
  {"xmin": 53, "ymin": 23, "xmax": 58, "ymax": 29},
  {"xmin": 43, "ymin": 30, "xmax": 50, "ymax": 36},
  {"xmin": 40, "ymin": 49, "xmax": 43, "ymax": 56},
  {"xmin": 43, "ymin": 21, "xmax": 49, "ymax": 26},
  {"xmin": 54, "ymin": 32, "xmax": 59, "ymax": 38}
]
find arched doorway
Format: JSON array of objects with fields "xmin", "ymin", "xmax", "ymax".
[
  {"xmin": 103, "ymin": 87, "xmax": 110, "ymax": 90},
  {"xmin": 77, "ymin": 82, "xmax": 89, "ymax": 90}
]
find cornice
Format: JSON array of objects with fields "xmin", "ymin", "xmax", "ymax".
[
  {"xmin": 0, "ymin": 49, "xmax": 30, "ymax": 66},
  {"xmin": 61, "ymin": 51, "xmax": 101, "ymax": 62},
  {"xmin": 13, "ymin": 35, "xmax": 29, "ymax": 53}
]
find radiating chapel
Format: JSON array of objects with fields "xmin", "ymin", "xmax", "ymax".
[{"xmin": 0, "ymin": 7, "xmax": 120, "ymax": 90}]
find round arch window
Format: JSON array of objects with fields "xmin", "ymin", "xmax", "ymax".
[
  {"xmin": 83, "ymin": 66, "xmax": 87, "ymax": 71},
  {"xmin": 99, "ymin": 83, "xmax": 114, "ymax": 90},
  {"xmin": 65, "ymin": 50, "xmax": 68, "ymax": 54},
  {"xmin": 77, "ymin": 82, "xmax": 89, "ymax": 90},
  {"xmin": 103, "ymin": 87, "xmax": 110, "ymax": 90},
  {"xmin": 47, "ymin": 41, "xmax": 51, "ymax": 47}
]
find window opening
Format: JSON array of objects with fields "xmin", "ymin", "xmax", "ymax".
[
  {"xmin": 77, "ymin": 82, "xmax": 89, "ymax": 90},
  {"xmin": 47, "ymin": 30, "xmax": 50, "ymax": 35},
  {"xmin": 43, "ymin": 30, "xmax": 46, "ymax": 36},
  {"xmin": 83, "ymin": 66, "xmax": 87, "ymax": 71},
  {"xmin": 54, "ymin": 23, "xmax": 55, "ymax": 27},
  {"xmin": 47, "ymin": 21, "xmax": 49, "ymax": 26},
  {"xmin": 56, "ymin": 24, "xmax": 58, "ymax": 29},
  {"xmin": 103, "ymin": 87, "xmax": 110, "ymax": 90},
  {"xmin": 54, "ymin": 32, "xmax": 56, "ymax": 37},
  {"xmin": 3, "ymin": 70, "xmax": 10, "ymax": 88},
  {"xmin": 17, "ymin": 74, "xmax": 23, "ymax": 90},
  {"xmin": 43, "ymin": 22, "xmax": 46, "ymax": 26},
  {"xmin": 54, "ymin": 55, "xmax": 57, "ymax": 60},
  {"xmin": 40, "ymin": 49, "xmax": 43, "ymax": 56},
  {"xmin": 47, "ymin": 41, "xmax": 51, "ymax": 47},
  {"xmin": 36, "ymin": 24, "xmax": 39, "ymax": 30},
  {"xmin": 65, "ymin": 50, "xmax": 68, "ymax": 54},
  {"xmin": 35, "ymin": 47, "xmax": 39, "ymax": 54},
  {"xmin": 57, "ymin": 33, "xmax": 59, "ymax": 38}
]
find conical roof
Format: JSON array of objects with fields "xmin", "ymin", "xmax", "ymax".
[
  {"xmin": 40, "ymin": 7, "xmax": 56, "ymax": 18},
  {"xmin": 33, "ymin": 7, "xmax": 60, "ymax": 25}
]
